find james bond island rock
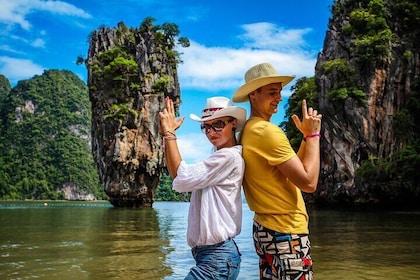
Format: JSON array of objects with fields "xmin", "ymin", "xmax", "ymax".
[
  {"xmin": 86, "ymin": 19, "xmax": 189, "ymax": 207},
  {"xmin": 314, "ymin": 0, "xmax": 420, "ymax": 208}
]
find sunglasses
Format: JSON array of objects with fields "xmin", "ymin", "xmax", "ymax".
[{"xmin": 200, "ymin": 119, "xmax": 233, "ymax": 134}]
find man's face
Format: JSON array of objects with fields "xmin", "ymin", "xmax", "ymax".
[{"xmin": 250, "ymin": 83, "xmax": 283, "ymax": 116}]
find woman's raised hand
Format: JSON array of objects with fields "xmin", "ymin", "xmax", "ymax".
[{"xmin": 159, "ymin": 97, "xmax": 185, "ymax": 135}]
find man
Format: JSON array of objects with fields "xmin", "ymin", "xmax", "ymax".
[{"xmin": 232, "ymin": 63, "xmax": 322, "ymax": 280}]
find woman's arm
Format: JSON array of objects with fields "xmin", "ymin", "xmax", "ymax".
[{"xmin": 159, "ymin": 97, "xmax": 185, "ymax": 179}]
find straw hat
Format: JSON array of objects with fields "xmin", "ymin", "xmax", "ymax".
[
  {"xmin": 190, "ymin": 96, "xmax": 247, "ymax": 131},
  {"xmin": 232, "ymin": 63, "xmax": 295, "ymax": 103}
]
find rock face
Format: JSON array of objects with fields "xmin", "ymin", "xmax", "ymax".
[
  {"xmin": 314, "ymin": 0, "xmax": 420, "ymax": 207},
  {"xmin": 86, "ymin": 21, "xmax": 181, "ymax": 207},
  {"xmin": 58, "ymin": 183, "xmax": 96, "ymax": 201}
]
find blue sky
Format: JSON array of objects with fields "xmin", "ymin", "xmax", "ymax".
[{"xmin": 0, "ymin": 0, "xmax": 333, "ymax": 163}]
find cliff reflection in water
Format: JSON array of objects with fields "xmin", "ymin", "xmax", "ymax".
[
  {"xmin": 0, "ymin": 202, "xmax": 174, "ymax": 280},
  {"xmin": 83, "ymin": 207, "xmax": 173, "ymax": 279}
]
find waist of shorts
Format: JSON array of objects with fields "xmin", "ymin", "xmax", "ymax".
[{"xmin": 193, "ymin": 238, "xmax": 233, "ymax": 250}]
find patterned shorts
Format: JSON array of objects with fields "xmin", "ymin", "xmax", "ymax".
[{"xmin": 253, "ymin": 221, "xmax": 313, "ymax": 280}]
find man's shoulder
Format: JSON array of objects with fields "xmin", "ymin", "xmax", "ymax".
[{"xmin": 243, "ymin": 118, "xmax": 282, "ymax": 135}]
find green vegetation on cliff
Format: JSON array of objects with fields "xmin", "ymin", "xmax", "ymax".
[
  {"xmin": 354, "ymin": 84, "xmax": 420, "ymax": 200},
  {"xmin": 0, "ymin": 70, "xmax": 106, "ymax": 200},
  {"xmin": 156, "ymin": 172, "xmax": 189, "ymax": 202},
  {"xmin": 281, "ymin": 77, "xmax": 318, "ymax": 151}
]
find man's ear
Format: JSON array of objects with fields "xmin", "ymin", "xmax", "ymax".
[{"xmin": 248, "ymin": 91, "xmax": 256, "ymax": 101}]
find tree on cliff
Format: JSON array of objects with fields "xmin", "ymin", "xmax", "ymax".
[{"xmin": 0, "ymin": 70, "xmax": 105, "ymax": 200}]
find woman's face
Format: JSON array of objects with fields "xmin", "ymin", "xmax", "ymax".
[{"xmin": 201, "ymin": 116, "xmax": 237, "ymax": 149}]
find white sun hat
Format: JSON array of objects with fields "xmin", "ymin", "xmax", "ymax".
[{"xmin": 190, "ymin": 96, "xmax": 247, "ymax": 132}]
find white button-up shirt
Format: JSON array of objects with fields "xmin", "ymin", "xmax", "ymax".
[{"xmin": 173, "ymin": 145, "xmax": 244, "ymax": 248}]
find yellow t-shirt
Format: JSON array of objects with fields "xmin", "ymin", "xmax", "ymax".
[{"xmin": 241, "ymin": 117, "xmax": 309, "ymax": 234}]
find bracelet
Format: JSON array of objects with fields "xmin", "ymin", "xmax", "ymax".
[
  {"xmin": 163, "ymin": 130, "xmax": 176, "ymax": 137},
  {"xmin": 303, "ymin": 133, "xmax": 321, "ymax": 141},
  {"xmin": 162, "ymin": 136, "xmax": 177, "ymax": 149},
  {"xmin": 163, "ymin": 136, "xmax": 177, "ymax": 141}
]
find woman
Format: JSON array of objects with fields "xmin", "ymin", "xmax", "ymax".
[{"xmin": 159, "ymin": 96, "xmax": 246, "ymax": 280}]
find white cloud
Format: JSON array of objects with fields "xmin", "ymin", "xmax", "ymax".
[
  {"xmin": 177, "ymin": 132, "xmax": 214, "ymax": 164},
  {"xmin": 3, "ymin": 34, "xmax": 46, "ymax": 50},
  {"xmin": 0, "ymin": 56, "xmax": 44, "ymax": 84},
  {"xmin": 238, "ymin": 22, "xmax": 312, "ymax": 51},
  {"xmin": 178, "ymin": 43, "xmax": 316, "ymax": 94},
  {"xmin": 0, "ymin": 0, "xmax": 91, "ymax": 30},
  {"xmin": 38, "ymin": 1, "xmax": 91, "ymax": 18},
  {"xmin": 3, "ymin": 33, "xmax": 47, "ymax": 50},
  {"xmin": 31, "ymin": 38, "xmax": 46, "ymax": 48},
  {"xmin": 176, "ymin": 22, "xmax": 317, "ymax": 95},
  {"xmin": 0, "ymin": 0, "xmax": 31, "ymax": 30},
  {"xmin": 0, "ymin": 45, "xmax": 24, "ymax": 54}
]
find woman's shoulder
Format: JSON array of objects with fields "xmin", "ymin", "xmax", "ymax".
[
  {"xmin": 214, "ymin": 145, "xmax": 242, "ymax": 156},
  {"xmin": 208, "ymin": 146, "xmax": 242, "ymax": 164}
]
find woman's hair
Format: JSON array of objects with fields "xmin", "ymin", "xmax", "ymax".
[{"xmin": 231, "ymin": 118, "xmax": 239, "ymax": 144}]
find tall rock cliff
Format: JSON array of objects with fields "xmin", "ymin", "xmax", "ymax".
[
  {"xmin": 86, "ymin": 20, "xmax": 184, "ymax": 207},
  {"xmin": 314, "ymin": 0, "xmax": 419, "ymax": 208}
]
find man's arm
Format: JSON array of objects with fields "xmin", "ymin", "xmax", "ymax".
[{"xmin": 277, "ymin": 100, "xmax": 322, "ymax": 193}]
